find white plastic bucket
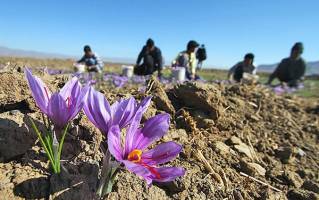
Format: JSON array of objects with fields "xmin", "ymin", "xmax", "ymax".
[
  {"xmin": 74, "ymin": 63, "xmax": 86, "ymax": 73},
  {"xmin": 172, "ymin": 67, "xmax": 185, "ymax": 82},
  {"xmin": 122, "ymin": 65, "xmax": 134, "ymax": 77},
  {"xmin": 242, "ymin": 72, "xmax": 259, "ymax": 84}
]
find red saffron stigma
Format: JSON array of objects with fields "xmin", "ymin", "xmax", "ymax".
[
  {"xmin": 44, "ymin": 87, "xmax": 50, "ymax": 100},
  {"xmin": 66, "ymin": 97, "xmax": 71, "ymax": 109},
  {"xmin": 141, "ymin": 162, "xmax": 162, "ymax": 179},
  {"xmin": 128, "ymin": 149, "xmax": 162, "ymax": 179}
]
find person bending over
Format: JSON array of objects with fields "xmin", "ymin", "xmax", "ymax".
[
  {"xmin": 77, "ymin": 45, "xmax": 104, "ymax": 73},
  {"xmin": 267, "ymin": 42, "xmax": 306, "ymax": 87},
  {"xmin": 228, "ymin": 53, "xmax": 256, "ymax": 82},
  {"xmin": 134, "ymin": 38, "xmax": 163, "ymax": 78}
]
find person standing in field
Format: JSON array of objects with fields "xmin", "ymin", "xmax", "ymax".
[
  {"xmin": 267, "ymin": 42, "xmax": 306, "ymax": 87},
  {"xmin": 172, "ymin": 40, "xmax": 200, "ymax": 80},
  {"xmin": 228, "ymin": 53, "xmax": 256, "ymax": 82},
  {"xmin": 134, "ymin": 38, "xmax": 163, "ymax": 78},
  {"xmin": 76, "ymin": 45, "xmax": 104, "ymax": 73},
  {"xmin": 196, "ymin": 44, "xmax": 207, "ymax": 70}
]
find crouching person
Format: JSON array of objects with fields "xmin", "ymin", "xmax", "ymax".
[
  {"xmin": 267, "ymin": 42, "xmax": 306, "ymax": 87},
  {"xmin": 228, "ymin": 53, "xmax": 257, "ymax": 83},
  {"xmin": 173, "ymin": 40, "xmax": 200, "ymax": 80},
  {"xmin": 76, "ymin": 45, "xmax": 104, "ymax": 73},
  {"xmin": 134, "ymin": 38, "xmax": 163, "ymax": 78}
]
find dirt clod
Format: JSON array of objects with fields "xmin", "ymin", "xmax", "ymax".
[{"xmin": 287, "ymin": 189, "xmax": 319, "ymax": 200}]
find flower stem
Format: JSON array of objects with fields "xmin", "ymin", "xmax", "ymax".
[
  {"xmin": 52, "ymin": 131, "xmax": 59, "ymax": 172},
  {"xmin": 44, "ymin": 134, "xmax": 54, "ymax": 161},
  {"xmin": 56, "ymin": 123, "xmax": 69, "ymax": 173},
  {"xmin": 29, "ymin": 118, "xmax": 58, "ymax": 173},
  {"xmin": 96, "ymin": 150, "xmax": 118, "ymax": 198}
]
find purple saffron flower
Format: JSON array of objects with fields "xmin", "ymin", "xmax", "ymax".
[
  {"xmin": 83, "ymin": 87, "xmax": 112, "ymax": 134},
  {"xmin": 110, "ymin": 96, "xmax": 151, "ymax": 129},
  {"xmin": 25, "ymin": 68, "xmax": 89, "ymax": 129},
  {"xmin": 83, "ymin": 87, "xmax": 152, "ymax": 134},
  {"xmin": 108, "ymin": 113, "xmax": 185, "ymax": 185},
  {"xmin": 112, "ymin": 75, "xmax": 128, "ymax": 88},
  {"xmin": 273, "ymin": 85, "xmax": 285, "ymax": 95}
]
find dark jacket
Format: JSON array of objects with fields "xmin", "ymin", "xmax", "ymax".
[
  {"xmin": 229, "ymin": 61, "xmax": 256, "ymax": 82},
  {"xmin": 136, "ymin": 46, "xmax": 163, "ymax": 71},
  {"xmin": 268, "ymin": 57, "xmax": 306, "ymax": 85}
]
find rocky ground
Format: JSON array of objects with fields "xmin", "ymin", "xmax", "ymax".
[{"xmin": 0, "ymin": 67, "xmax": 318, "ymax": 200}]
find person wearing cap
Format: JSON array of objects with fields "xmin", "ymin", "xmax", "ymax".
[
  {"xmin": 76, "ymin": 45, "xmax": 104, "ymax": 73},
  {"xmin": 172, "ymin": 40, "xmax": 199, "ymax": 80},
  {"xmin": 134, "ymin": 38, "xmax": 163, "ymax": 77},
  {"xmin": 228, "ymin": 53, "xmax": 256, "ymax": 82},
  {"xmin": 267, "ymin": 42, "xmax": 306, "ymax": 87}
]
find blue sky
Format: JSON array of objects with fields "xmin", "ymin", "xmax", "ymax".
[{"xmin": 0, "ymin": 0, "xmax": 318, "ymax": 68}]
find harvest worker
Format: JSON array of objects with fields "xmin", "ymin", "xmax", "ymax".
[
  {"xmin": 267, "ymin": 42, "xmax": 306, "ymax": 87},
  {"xmin": 134, "ymin": 38, "xmax": 163, "ymax": 78},
  {"xmin": 76, "ymin": 45, "xmax": 104, "ymax": 73},
  {"xmin": 228, "ymin": 53, "xmax": 256, "ymax": 82},
  {"xmin": 172, "ymin": 40, "xmax": 200, "ymax": 80}
]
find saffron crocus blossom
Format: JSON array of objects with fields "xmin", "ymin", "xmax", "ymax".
[
  {"xmin": 83, "ymin": 87, "xmax": 152, "ymax": 134},
  {"xmin": 83, "ymin": 87, "xmax": 112, "ymax": 134},
  {"xmin": 110, "ymin": 96, "xmax": 151, "ymax": 129},
  {"xmin": 108, "ymin": 113, "xmax": 185, "ymax": 185},
  {"xmin": 25, "ymin": 68, "xmax": 88, "ymax": 129},
  {"xmin": 112, "ymin": 75, "xmax": 128, "ymax": 88}
]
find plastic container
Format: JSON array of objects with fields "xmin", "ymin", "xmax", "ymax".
[
  {"xmin": 74, "ymin": 63, "xmax": 86, "ymax": 73},
  {"xmin": 172, "ymin": 67, "xmax": 186, "ymax": 82},
  {"xmin": 242, "ymin": 72, "xmax": 259, "ymax": 84},
  {"xmin": 122, "ymin": 65, "xmax": 134, "ymax": 78}
]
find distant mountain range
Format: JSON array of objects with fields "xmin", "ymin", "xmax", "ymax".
[
  {"xmin": 1, "ymin": 46, "xmax": 318, "ymax": 74},
  {"xmin": 0, "ymin": 46, "xmax": 72, "ymax": 59},
  {"xmin": 0, "ymin": 46, "xmax": 135, "ymax": 64},
  {"xmin": 258, "ymin": 60, "xmax": 319, "ymax": 75}
]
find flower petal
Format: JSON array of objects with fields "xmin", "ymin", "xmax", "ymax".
[
  {"xmin": 24, "ymin": 68, "xmax": 51, "ymax": 114},
  {"xmin": 47, "ymin": 93, "xmax": 69, "ymax": 129},
  {"xmin": 123, "ymin": 108, "xmax": 145, "ymax": 156},
  {"xmin": 83, "ymin": 87, "xmax": 112, "ymax": 134},
  {"xmin": 110, "ymin": 100, "xmax": 119, "ymax": 117},
  {"xmin": 107, "ymin": 125, "xmax": 124, "ymax": 161},
  {"xmin": 68, "ymin": 84, "xmax": 89, "ymax": 120},
  {"xmin": 62, "ymin": 78, "xmax": 88, "ymax": 121},
  {"xmin": 59, "ymin": 77, "xmax": 80, "ymax": 100},
  {"xmin": 150, "ymin": 167, "xmax": 185, "ymax": 183},
  {"xmin": 134, "ymin": 113, "xmax": 170, "ymax": 150},
  {"xmin": 123, "ymin": 96, "xmax": 153, "ymax": 154},
  {"xmin": 122, "ymin": 160, "xmax": 153, "ymax": 185},
  {"xmin": 111, "ymin": 97, "xmax": 137, "ymax": 128},
  {"xmin": 141, "ymin": 142, "xmax": 182, "ymax": 165},
  {"xmin": 138, "ymin": 96, "xmax": 152, "ymax": 114},
  {"xmin": 122, "ymin": 161, "xmax": 185, "ymax": 185}
]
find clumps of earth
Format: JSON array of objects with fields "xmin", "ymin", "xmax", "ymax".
[{"xmin": 0, "ymin": 67, "xmax": 318, "ymax": 200}]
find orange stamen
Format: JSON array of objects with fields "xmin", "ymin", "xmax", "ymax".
[
  {"xmin": 127, "ymin": 149, "xmax": 142, "ymax": 163},
  {"xmin": 127, "ymin": 149, "xmax": 162, "ymax": 179}
]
